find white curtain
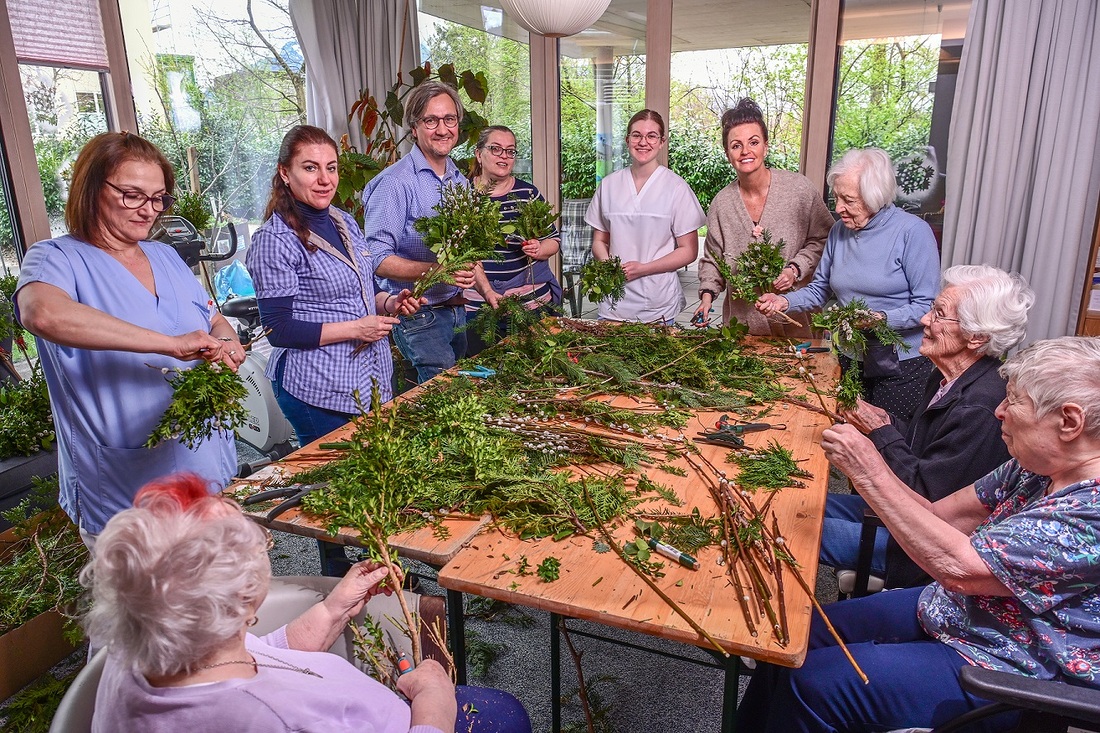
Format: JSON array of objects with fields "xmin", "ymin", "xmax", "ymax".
[
  {"xmin": 942, "ymin": 0, "xmax": 1100, "ymax": 343},
  {"xmin": 288, "ymin": 0, "xmax": 420, "ymax": 151}
]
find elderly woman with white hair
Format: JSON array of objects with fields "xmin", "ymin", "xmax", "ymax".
[
  {"xmin": 756, "ymin": 147, "xmax": 941, "ymax": 422},
  {"xmin": 83, "ymin": 473, "xmax": 531, "ymax": 733},
  {"xmin": 821, "ymin": 264, "xmax": 1035, "ymax": 588},
  {"xmin": 739, "ymin": 336, "xmax": 1100, "ymax": 732}
]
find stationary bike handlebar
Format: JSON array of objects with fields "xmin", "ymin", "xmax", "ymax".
[{"xmin": 154, "ymin": 216, "xmax": 238, "ymax": 267}]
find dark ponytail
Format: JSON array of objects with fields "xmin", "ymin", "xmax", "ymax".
[{"xmin": 263, "ymin": 125, "xmax": 338, "ymax": 252}]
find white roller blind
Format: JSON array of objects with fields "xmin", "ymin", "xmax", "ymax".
[{"xmin": 9, "ymin": 0, "xmax": 109, "ymax": 70}]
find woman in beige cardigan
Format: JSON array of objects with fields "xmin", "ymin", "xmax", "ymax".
[{"xmin": 695, "ymin": 98, "xmax": 834, "ymax": 337}]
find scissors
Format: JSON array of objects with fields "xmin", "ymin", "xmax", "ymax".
[
  {"xmin": 457, "ymin": 365, "xmax": 496, "ymax": 379},
  {"xmin": 690, "ymin": 307, "xmax": 714, "ymax": 327},
  {"xmin": 791, "ymin": 341, "xmax": 831, "ymax": 354},
  {"xmin": 713, "ymin": 414, "xmax": 785, "ymax": 433},
  {"xmin": 241, "ymin": 483, "xmax": 327, "ymax": 521},
  {"xmin": 385, "ymin": 629, "xmax": 415, "ymax": 676}
]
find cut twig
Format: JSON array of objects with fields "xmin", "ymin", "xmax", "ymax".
[{"xmin": 559, "ymin": 618, "xmax": 598, "ymax": 733}]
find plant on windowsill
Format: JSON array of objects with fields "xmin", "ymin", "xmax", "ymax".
[
  {"xmin": 335, "ymin": 61, "xmax": 491, "ymax": 227},
  {"xmin": 0, "ymin": 274, "xmax": 54, "ymax": 462}
]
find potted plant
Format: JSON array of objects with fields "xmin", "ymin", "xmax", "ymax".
[{"xmin": 0, "ymin": 275, "xmax": 57, "ymax": 529}]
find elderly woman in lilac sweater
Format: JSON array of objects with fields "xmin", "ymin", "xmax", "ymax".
[
  {"xmin": 85, "ymin": 474, "xmax": 531, "ymax": 733},
  {"xmin": 756, "ymin": 147, "xmax": 940, "ymax": 422}
]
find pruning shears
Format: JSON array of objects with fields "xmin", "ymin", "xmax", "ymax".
[
  {"xmin": 791, "ymin": 341, "xmax": 830, "ymax": 354},
  {"xmin": 385, "ymin": 629, "xmax": 415, "ymax": 676},
  {"xmin": 457, "ymin": 365, "xmax": 497, "ymax": 379},
  {"xmin": 241, "ymin": 482, "xmax": 327, "ymax": 521},
  {"xmin": 713, "ymin": 414, "xmax": 786, "ymax": 433},
  {"xmin": 690, "ymin": 307, "xmax": 714, "ymax": 327}
]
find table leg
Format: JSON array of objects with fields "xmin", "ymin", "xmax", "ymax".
[
  {"xmin": 550, "ymin": 612, "xmax": 562, "ymax": 733},
  {"xmin": 446, "ymin": 589, "xmax": 467, "ymax": 685},
  {"xmin": 721, "ymin": 654, "xmax": 742, "ymax": 733}
]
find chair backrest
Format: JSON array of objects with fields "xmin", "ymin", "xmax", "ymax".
[
  {"xmin": 560, "ymin": 198, "xmax": 593, "ymax": 271},
  {"xmin": 47, "ymin": 650, "xmax": 106, "ymax": 733}
]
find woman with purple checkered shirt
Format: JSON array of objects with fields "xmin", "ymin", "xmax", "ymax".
[{"xmin": 246, "ymin": 126, "xmax": 424, "ymax": 446}]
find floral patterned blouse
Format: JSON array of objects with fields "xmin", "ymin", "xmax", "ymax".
[{"xmin": 918, "ymin": 459, "xmax": 1100, "ymax": 686}]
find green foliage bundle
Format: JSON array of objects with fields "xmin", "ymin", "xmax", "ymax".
[
  {"xmin": 835, "ymin": 364, "xmax": 865, "ymax": 409},
  {"xmin": 171, "ymin": 191, "xmax": 213, "ymax": 231},
  {"xmin": 145, "ymin": 361, "xmax": 249, "ymax": 449},
  {"xmin": 1, "ymin": 667, "xmax": 80, "ymax": 733},
  {"xmin": 724, "ymin": 229, "xmax": 788, "ymax": 301},
  {"xmin": 0, "ymin": 478, "xmax": 88, "ymax": 637},
  {"xmin": 512, "ymin": 198, "xmax": 558, "ymax": 242},
  {"xmin": 726, "ymin": 440, "xmax": 813, "ymax": 490},
  {"xmin": 811, "ymin": 298, "xmax": 908, "ymax": 358},
  {"xmin": 412, "ymin": 184, "xmax": 509, "ymax": 298},
  {"xmin": 464, "ymin": 295, "xmax": 553, "ymax": 349},
  {"xmin": 0, "ymin": 371, "xmax": 54, "ymax": 459},
  {"xmin": 578, "ymin": 257, "xmax": 627, "ymax": 308}
]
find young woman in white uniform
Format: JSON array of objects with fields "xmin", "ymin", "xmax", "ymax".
[{"xmin": 584, "ymin": 110, "xmax": 706, "ymax": 324}]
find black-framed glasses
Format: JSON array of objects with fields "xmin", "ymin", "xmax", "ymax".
[
  {"xmin": 929, "ymin": 308, "xmax": 960, "ymax": 325},
  {"xmin": 418, "ymin": 114, "xmax": 459, "ymax": 130},
  {"xmin": 484, "ymin": 143, "xmax": 517, "ymax": 159},
  {"xmin": 105, "ymin": 180, "xmax": 175, "ymax": 212},
  {"xmin": 628, "ymin": 131, "xmax": 663, "ymax": 144}
]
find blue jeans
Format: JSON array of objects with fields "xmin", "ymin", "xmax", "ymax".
[
  {"xmin": 392, "ymin": 304, "xmax": 467, "ymax": 384},
  {"xmin": 736, "ymin": 587, "xmax": 1019, "ymax": 732},
  {"xmin": 271, "ymin": 357, "xmax": 354, "ymax": 446},
  {"xmin": 819, "ymin": 494, "xmax": 889, "ymax": 575}
]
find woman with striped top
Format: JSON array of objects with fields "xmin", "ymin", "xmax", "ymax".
[{"xmin": 466, "ymin": 126, "xmax": 562, "ymax": 355}]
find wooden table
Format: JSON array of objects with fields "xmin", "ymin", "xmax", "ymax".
[
  {"xmin": 229, "ymin": 337, "xmax": 837, "ymax": 721},
  {"xmin": 436, "ymin": 344, "xmax": 838, "ymax": 732}
]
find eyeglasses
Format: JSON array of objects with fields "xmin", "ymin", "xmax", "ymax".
[
  {"xmin": 628, "ymin": 131, "xmax": 663, "ymax": 144},
  {"xmin": 105, "ymin": 180, "xmax": 176, "ymax": 212},
  {"xmin": 418, "ymin": 114, "xmax": 459, "ymax": 130},
  {"xmin": 484, "ymin": 143, "xmax": 518, "ymax": 159},
  {"xmin": 929, "ymin": 308, "xmax": 961, "ymax": 325}
]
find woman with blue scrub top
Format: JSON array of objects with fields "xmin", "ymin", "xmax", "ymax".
[
  {"xmin": 584, "ymin": 109, "xmax": 706, "ymax": 324},
  {"xmin": 14, "ymin": 132, "xmax": 240, "ymax": 541}
]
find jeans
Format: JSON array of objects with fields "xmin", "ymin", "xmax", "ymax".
[
  {"xmin": 392, "ymin": 304, "xmax": 467, "ymax": 384},
  {"xmin": 819, "ymin": 493, "xmax": 889, "ymax": 575},
  {"xmin": 271, "ymin": 357, "xmax": 354, "ymax": 446},
  {"xmin": 736, "ymin": 587, "xmax": 1019, "ymax": 733}
]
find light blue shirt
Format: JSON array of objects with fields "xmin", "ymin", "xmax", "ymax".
[
  {"xmin": 784, "ymin": 204, "xmax": 940, "ymax": 359},
  {"xmin": 361, "ymin": 145, "xmax": 470, "ymax": 305},
  {"xmin": 16, "ymin": 236, "xmax": 235, "ymax": 533}
]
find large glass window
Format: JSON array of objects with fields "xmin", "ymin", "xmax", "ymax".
[
  {"xmin": 417, "ymin": 1, "xmax": 532, "ymax": 175},
  {"xmin": 118, "ymin": 0, "xmax": 304, "ymax": 225},
  {"xmin": 0, "ymin": 142, "xmax": 20, "ymax": 277},
  {"xmin": 669, "ymin": 0, "xmax": 813, "ymax": 210},
  {"xmin": 831, "ymin": 0, "xmax": 972, "ymax": 238},
  {"xmin": 18, "ymin": 65, "xmax": 109, "ymax": 237},
  {"xmin": 557, "ymin": 0, "xmax": 646, "ymax": 272}
]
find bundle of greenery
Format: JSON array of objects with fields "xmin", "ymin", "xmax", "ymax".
[{"xmin": 412, "ymin": 183, "xmax": 509, "ymax": 298}]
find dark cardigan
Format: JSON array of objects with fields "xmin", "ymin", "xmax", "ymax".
[{"xmin": 867, "ymin": 355, "xmax": 1011, "ymax": 587}]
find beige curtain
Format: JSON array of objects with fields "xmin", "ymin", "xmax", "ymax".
[
  {"xmin": 288, "ymin": 0, "xmax": 420, "ymax": 151},
  {"xmin": 943, "ymin": 0, "xmax": 1100, "ymax": 343}
]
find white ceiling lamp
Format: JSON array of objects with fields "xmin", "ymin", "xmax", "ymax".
[{"xmin": 499, "ymin": 0, "xmax": 613, "ymax": 38}]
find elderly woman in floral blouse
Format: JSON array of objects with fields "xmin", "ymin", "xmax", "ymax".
[{"xmin": 739, "ymin": 336, "xmax": 1100, "ymax": 732}]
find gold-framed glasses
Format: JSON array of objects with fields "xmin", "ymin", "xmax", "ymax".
[
  {"xmin": 628, "ymin": 131, "xmax": 662, "ymax": 144},
  {"xmin": 930, "ymin": 308, "xmax": 960, "ymax": 325}
]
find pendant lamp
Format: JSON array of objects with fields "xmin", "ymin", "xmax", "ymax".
[{"xmin": 499, "ymin": 0, "xmax": 613, "ymax": 38}]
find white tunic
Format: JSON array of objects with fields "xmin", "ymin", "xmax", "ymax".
[{"xmin": 585, "ymin": 166, "xmax": 706, "ymax": 322}]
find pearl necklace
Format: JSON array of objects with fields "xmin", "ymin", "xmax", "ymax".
[{"xmin": 194, "ymin": 650, "xmax": 321, "ymax": 678}]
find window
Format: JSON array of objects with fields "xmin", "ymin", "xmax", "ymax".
[
  {"xmin": 669, "ymin": 0, "xmax": 813, "ymax": 210},
  {"xmin": 418, "ymin": 1, "xmax": 532, "ymax": 174},
  {"xmin": 0, "ymin": 145, "xmax": 20, "ymax": 276},
  {"xmin": 831, "ymin": 0, "xmax": 972, "ymax": 238},
  {"xmin": 118, "ymin": 0, "xmax": 304, "ymax": 224}
]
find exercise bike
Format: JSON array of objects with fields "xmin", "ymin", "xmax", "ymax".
[{"xmin": 153, "ymin": 216, "xmax": 296, "ymax": 474}]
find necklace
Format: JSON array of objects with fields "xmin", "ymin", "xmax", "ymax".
[{"xmin": 195, "ymin": 650, "xmax": 322, "ymax": 678}]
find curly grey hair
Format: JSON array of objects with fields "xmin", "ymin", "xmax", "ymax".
[
  {"xmin": 81, "ymin": 486, "xmax": 270, "ymax": 677},
  {"xmin": 404, "ymin": 81, "xmax": 465, "ymax": 129},
  {"xmin": 942, "ymin": 264, "xmax": 1034, "ymax": 358},
  {"xmin": 1000, "ymin": 336, "xmax": 1100, "ymax": 440},
  {"xmin": 826, "ymin": 147, "xmax": 897, "ymax": 215}
]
